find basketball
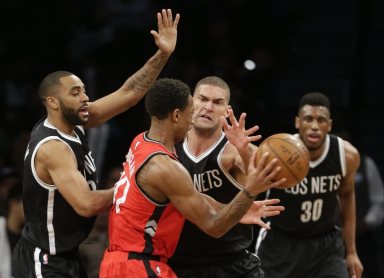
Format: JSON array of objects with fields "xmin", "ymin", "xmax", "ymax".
[{"xmin": 256, "ymin": 133, "xmax": 310, "ymax": 189}]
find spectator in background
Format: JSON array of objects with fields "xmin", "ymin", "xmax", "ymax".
[
  {"xmin": 0, "ymin": 167, "xmax": 20, "ymax": 217},
  {"xmin": 0, "ymin": 183, "xmax": 24, "ymax": 277}
]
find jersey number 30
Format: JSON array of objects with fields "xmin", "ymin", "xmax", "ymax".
[{"xmin": 300, "ymin": 199, "xmax": 323, "ymax": 222}]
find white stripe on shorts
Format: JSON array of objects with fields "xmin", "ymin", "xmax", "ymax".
[{"xmin": 34, "ymin": 247, "xmax": 43, "ymax": 278}]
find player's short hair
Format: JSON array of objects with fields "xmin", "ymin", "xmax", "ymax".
[
  {"xmin": 145, "ymin": 78, "xmax": 191, "ymax": 119},
  {"xmin": 38, "ymin": 71, "xmax": 74, "ymax": 103},
  {"xmin": 298, "ymin": 92, "xmax": 331, "ymax": 114},
  {"xmin": 194, "ymin": 76, "xmax": 230, "ymax": 102}
]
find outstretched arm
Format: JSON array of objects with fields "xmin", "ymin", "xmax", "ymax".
[
  {"xmin": 221, "ymin": 109, "xmax": 261, "ymax": 172},
  {"xmin": 146, "ymin": 150, "xmax": 285, "ymax": 238},
  {"xmin": 86, "ymin": 9, "xmax": 180, "ymax": 128},
  {"xmin": 202, "ymin": 194, "xmax": 285, "ymax": 229},
  {"xmin": 239, "ymin": 199, "xmax": 284, "ymax": 229},
  {"xmin": 36, "ymin": 140, "xmax": 113, "ymax": 217}
]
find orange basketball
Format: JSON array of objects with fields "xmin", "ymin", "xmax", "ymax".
[{"xmin": 256, "ymin": 133, "xmax": 310, "ymax": 189}]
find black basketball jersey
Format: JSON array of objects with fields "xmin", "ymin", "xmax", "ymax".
[
  {"xmin": 267, "ymin": 134, "xmax": 346, "ymax": 237},
  {"xmin": 170, "ymin": 133, "xmax": 253, "ymax": 266},
  {"xmin": 21, "ymin": 118, "xmax": 98, "ymax": 254}
]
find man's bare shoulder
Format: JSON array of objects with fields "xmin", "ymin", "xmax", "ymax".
[
  {"xmin": 138, "ymin": 153, "xmax": 189, "ymax": 183},
  {"xmin": 343, "ymin": 140, "xmax": 360, "ymax": 162},
  {"xmin": 342, "ymin": 139, "xmax": 360, "ymax": 176},
  {"xmin": 137, "ymin": 153, "xmax": 193, "ymax": 201},
  {"xmin": 36, "ymin": 139, "xmax": 74, "ymax": 166}
]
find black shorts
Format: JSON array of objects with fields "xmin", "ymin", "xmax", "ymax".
[
  {"xmin": 12, "ymin": 237, "xmax": 88, "ymax": 278},
  {"xmin": 172, "ymin": 250, "xmax": 265, "ymax": 278},
  {"xmin": 256, "ymin": 227, "xmax": 348, "ymax": 278}
]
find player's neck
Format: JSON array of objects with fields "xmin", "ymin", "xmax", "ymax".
[
  {"xmin": 147, "ymin": 124, "xmax": 175, "ymax": 153},
  {"xmin": 187, "ymin": 128, "xmax": 223, "ymax": 156},
  {"xmin": 46, "ymin": 116, "xmax": 76, "ymax": 137},
  {"xmin": 309, "ymin": 145, "xmax": 326, "ymax": 161}
]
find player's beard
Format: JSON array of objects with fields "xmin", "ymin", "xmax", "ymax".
[{"xmin": 59, "ymin": 100, "xmax": 87, "ymax": 126}]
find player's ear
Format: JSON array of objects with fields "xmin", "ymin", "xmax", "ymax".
[
  {"xmin": 225, "ymin": 105, "xmax": 232, "ymax": 118},
  {"xmin": 328, "ymin": 118, "xmax": 333, "ymax": 132},
  {"xmin": 173, "ymin": 109, "xmax": 180, "ymax": 123},
  {"xmin": 46, "ymin": 96, "xmax": 59, "ymax": 110},
  {"xmin": 295, "ymin": 116, "xmax": 300, "ymax": 129}
]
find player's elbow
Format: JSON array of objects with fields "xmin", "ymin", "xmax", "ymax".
[{"xmin": 74, "ymin": 202, "xmax": 97, "ymax": 217}]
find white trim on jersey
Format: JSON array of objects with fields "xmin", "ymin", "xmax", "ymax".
[
  {"xmin": 182, "ymin": 132, "xmax": 226, "ymax": 163},
  {"xmin": 255, "ymin": 222, "xmax": 270, "ymax": 255},
  {"xmin": 337, "ymin": 137, "xmax": 347, "ymax": 177},
  {"xmin": 43, "ymin": 119, "xmax": 82, "ymax": 143},
  {"xmin": 47, "ymin": 190, "xmax": 56, "ymax": 255},
  {"xmin": 76, "ymin": 125, "xmax": 85, "ymax": 135},
  {"xmin": 30, "ymin": 136, "xmax": 76, "ymax": 190},
  {"xmin": 309, "ymin": 134, "xmax": 330, "ymax": 168}
]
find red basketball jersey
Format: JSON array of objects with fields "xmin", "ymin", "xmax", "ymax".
[{"xmin": 107, "ymin": 132, "xmax": 185, "ymax": 260}]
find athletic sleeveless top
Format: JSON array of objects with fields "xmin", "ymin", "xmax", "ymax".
[
  {"xmin": 170, "ymin": 132, "xmax": 253, "ymax": 267},
  {"xmin": 22, "ymin": 118, "xmax": 98, "ymax": 254},
  {"xmin": 107, "ymin": 132, "xmax": 184, "ymax": 260},
  {"xmin": 267, "ymin": 134, "xmax": 346, "ymax": 237}
]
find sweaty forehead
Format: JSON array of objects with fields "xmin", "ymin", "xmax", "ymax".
[
  {"xmin": 300, "ymin": 105, "xmax": 330, "ymax": 118},
  {"xmin": 195, "ymin": 84, "xmax": 229, "ymax": 102}
]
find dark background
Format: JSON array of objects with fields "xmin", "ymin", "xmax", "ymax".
[{"xmin": 1, "ymin": 0, "xmax": 383, "ymax": 178}]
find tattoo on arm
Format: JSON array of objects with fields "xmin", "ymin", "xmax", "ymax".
[{"xmin": 123, "ymin": 52, "xmax": 168, "ymax": 95}]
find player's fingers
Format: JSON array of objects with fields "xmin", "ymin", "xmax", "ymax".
[
  {"xmin": 166, "ymin": 9, "xmax": 173, "ymax": 26},
  {"xmin": 255, "ymin": 152, "xmax": 269, "ymax": 170},
  {"xmin": 238, "ymin": 112, "xmax": 246, "ymax": 128},
  {"xmin": 245, "ymin": 125, "xmax": 259, "ymax": 136},
  {"xmin": 257, "ymin": 220, "xmax": 271, "ymax": 230},
  {"xmin": 270, "ymin": 177, "xmax": 286, "ymax": 189},
  {"xmin": 248, "ymin": 135, "xmax": 262, "ymax": 143},
  {"xmin": 259, "ymin": 198, "xmax": 280, "ymax": 206},
  {"xmin": 173, "ymin": 13, "xmax": 180, "ymax": 27},
  {"xmin": 158, "ymin": 10, "xmax": 165, "ymax": 27},
  {"xmin": 161, "ymin": 9, "xmax": 168, "ymax": 27},
  {"xmin": 228, "ymin": 109, "xmax": 239, "ymax": 127},
  {"xmin": 262, "ymin": 157, "xmax": 280, "ymax": 176},
  {"xmin": 248, "ymin": 150, "xmax": 258, "ymax": 172},
  {"xmin": 220, "ymin": 116, "xmax": 229, "ymax": 130}
]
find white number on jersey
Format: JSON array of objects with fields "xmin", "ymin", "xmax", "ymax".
[
  {"xmin": 113, "ymin": 172, "xmax": 130, "ymax": 214},
  {"xmin": 300, "ymin": 199, "xmax": 323, "ymax": 222}
]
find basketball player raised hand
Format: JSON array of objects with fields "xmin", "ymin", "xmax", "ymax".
[{"xmin": 12, "ymin": 9, "xmax": 180, "ymax": 278}]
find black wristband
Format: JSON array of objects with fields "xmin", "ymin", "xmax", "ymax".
[{"xmin": 242, "ymin": 188, "xmax": 257, "ymax": 200}]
